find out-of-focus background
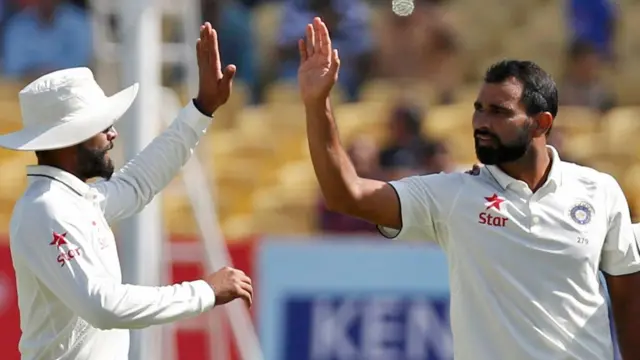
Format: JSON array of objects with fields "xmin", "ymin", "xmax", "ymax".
[{"xmin": 0, "ymin": 0, "xmax": 631, "ymax": 359}]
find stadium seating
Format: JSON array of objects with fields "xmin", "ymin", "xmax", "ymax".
[{"xmin": 1, "ymin": 1, "xmax": 640, "ymax": 239}]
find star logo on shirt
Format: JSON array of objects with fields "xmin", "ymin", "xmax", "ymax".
[
  {"xmin": 49, "ymin": 232, "xmax": 68, "ymax": 248},
  {"xmin": 484, "ymin": 193, "xmax": 505, "ymax": 211}
]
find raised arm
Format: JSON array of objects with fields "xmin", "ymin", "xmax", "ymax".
[
  {"xmin": 92, "ymin": 101, "xmax": 212, "ymax": 222},
  {"xmin": 298, "ymin": 18, "xmax": 400, "ymax": 229},
  {"xmin": 92, "ymin": 22, "xmax": 236, "ymax": 222}
]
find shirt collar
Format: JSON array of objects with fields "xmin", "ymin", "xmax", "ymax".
[
  {"xmin": 484, "ymin": 145, "xmax": 563, "ymax": 191},
  {"xmin": 26, "ymin": 165, "xmax": 92, "ymax": 198}
]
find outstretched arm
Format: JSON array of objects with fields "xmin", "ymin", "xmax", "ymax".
[
  {"xmin": 299, "ymin": 18, "xmax": 400, "ymax": 229},
  {"xmin": 298, "ymin": 18, "xmax": 461, "ymax": 244},
  {"xmin": 91, "ymin": 22, "xmax": 236, "ymax": 223},
  {"xmin": 12, "ymin": 207, "xmax": 216, "ymax": 330},
  {"xmin": 92, "ymin": 101, "xmax": 211, "ymax": 222}
]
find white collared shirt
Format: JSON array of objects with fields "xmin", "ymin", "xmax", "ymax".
[
  {"xmin": 379, "ymin": 146, "xmax": 640, "ymax": 360},
  {"xmin": 9, "ymin": 101, "xmax": 217, "ymax": 360}
]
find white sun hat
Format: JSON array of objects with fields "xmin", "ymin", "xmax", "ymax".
[{"xmin": 0, "ymin": 67, "xmax": 139, "ymax": 151}]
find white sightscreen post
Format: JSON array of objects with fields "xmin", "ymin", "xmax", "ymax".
[
  {"xmin": 182, "ymin": 0, "xmax": 201, "ymax": 96},
  {"xmin": 160, "ymin": 89, "xmax": 265, "ymax": 360},
  {"xmin": 117, "ymin": 0, "xmax": 163, "ymax": 360}
]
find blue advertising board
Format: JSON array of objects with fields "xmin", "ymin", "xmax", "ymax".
[
  {"xmin": 282, "ymin": 295, "xmax": 451, "ymax": 360},
  {"xmin": 257, "ymin": 236, "xmax": 453, "ymax": 360}
]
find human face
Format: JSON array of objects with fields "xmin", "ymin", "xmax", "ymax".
[
  {"xmin": 472, "ymin": 77, "xmax": 535, "ymax": 165},
  {"xmin": 76, "ymin": 126, "xmax": 118, "ymax": 180}
]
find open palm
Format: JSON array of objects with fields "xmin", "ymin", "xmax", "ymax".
[
  {"xmin": 298, "ymin": 17, "xmax": 341, "ymax": 104},
  {"xmin": 195, "ymin": 22, "xmax": 236, "ymax": 115}
]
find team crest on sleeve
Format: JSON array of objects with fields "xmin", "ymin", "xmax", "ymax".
[{"xmin": 569, "ymin": 201, "xmax": 594, "ymax": 225}]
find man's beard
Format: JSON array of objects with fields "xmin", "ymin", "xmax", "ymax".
[
  {"xmin": 76, "ymin": 143, "xmax": 114, "ymax": 180},
  {"xmin": 474, "ymin": 127, "xmax": 531, "ymax": 165}
]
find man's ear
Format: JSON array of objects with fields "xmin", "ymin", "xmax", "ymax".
[{"xmin": 533, "ymin": 112, "xmax": 553, "ymax": 137}]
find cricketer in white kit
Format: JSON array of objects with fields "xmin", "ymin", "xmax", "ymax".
[
  {"xmin": 299, "ymin": 18, "xmax": 640, "ymax": 360},
  {"xmin": 2, "ymin": 23, "xmax": 253, "ymax": 360}
]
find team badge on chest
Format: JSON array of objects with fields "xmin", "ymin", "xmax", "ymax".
[{"xmin": 569, "ymin": 201, "xmax": 594, "ymax": 225}]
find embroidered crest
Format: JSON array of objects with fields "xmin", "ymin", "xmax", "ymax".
[{"xmin": 569, "ymin": 201, "xmax": 594, "ymax": 225}]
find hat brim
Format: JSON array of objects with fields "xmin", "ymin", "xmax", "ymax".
[{"xmin": 0, "ymin": 83, "xmax": 139, "ymax": 151}]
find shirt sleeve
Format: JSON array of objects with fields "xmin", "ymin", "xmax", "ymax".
[
  {"xmin": 11, "ymin": 204, "xmax": 216, "ymax": 330},
  {"xmin": 600, "ymin": 174, "xmax": 640, "ymax": 276},
  {"xmin": 377, "ymin": 172, "xmax": 463, "ymax": 245},
  {"xmin": 91, "ymin": 100, "xmax": 211, "ymax": 223}
]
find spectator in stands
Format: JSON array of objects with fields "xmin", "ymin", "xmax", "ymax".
[
  {"xmin": 276, "ymin": 0, "xmax": 373, "ymax": 102},
  {"xmin": 202, "ymin": 0, "xmax": 258, "ymax": 103},
  {"xmin": 2, "ymin": 0, "xmax": 92, "ymax": 81},
  {"xmin": 373, "ymin": 0, "xmax": 461, "ymax": 104},
  {"xmin": 559, "ymin": 40, "xmax": 614, "ymax": 113},
  {"xmin": 317, "ymin": 136, "xmax": 380, "ymax": 234},
  {"xmin": 567, "ymin": 0, "xmax": 617, "ymax": 60},
  {"xmin": 424, "ymin": 27, "xmax": 461, "ymax": 104},
  {"xmin": 236, "ymin": 0, "xmax": 261, "ymax": 8},
  {"xmin": 378, "ymin": 102, "xmax": 431, "ymax": 180},
  {"xmin": 420, "ymin": 140, "xmax": 455, "ymax": 175}
]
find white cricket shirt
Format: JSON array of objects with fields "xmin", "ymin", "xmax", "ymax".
[
  {"xmin": 379, "ymin": 146, "xmax": 640, "ymax": 360},
  {"xmin": 9, "ymin": 101, "xmax": 216, "ymax": 360}
]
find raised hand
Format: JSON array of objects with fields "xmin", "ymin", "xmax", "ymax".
[
  {"xmin": 298, "ymin": 17, "xmax": 340, "ymax": 105},
  {"xmin": 204, "ymin": 266, "xmax": 253, "ymax": 308},
  {"xmin": 194, "ymin": 22, "xmax": 236, "ymax": 115}
]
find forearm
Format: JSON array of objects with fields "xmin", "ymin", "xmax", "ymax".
[
  {"xmin": 611, "ymin": 302, "xmax": 640, "ymax": 359},
  {"xmin": 99, "ymin": 101, "xmax": 211, "ymax": 221},
  {"xmin": 118, "ymin": 101, "xmax": 209, "ymax": 189},
  {"xmin": 606, "ymin": 269, "xmax": 640, "ymax": 360},
  {"xmin": 28, "ymin": 223, "xmax": 216, "ymax": 331},
  {"xmin": 300, "ymin": 18, "xmax": 400, "ymax": 224},
  {"xmin": 305, "ymin": 98, "xmax": 360, "ymax": 212},
  {"xmin": 87, "ymin": 279, "xmax": 215, "ymax": 330}
]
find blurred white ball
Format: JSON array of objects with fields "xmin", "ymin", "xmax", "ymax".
[{"xmin": 392, "ymin": 0, "xmax": 415, "ymax": 16}]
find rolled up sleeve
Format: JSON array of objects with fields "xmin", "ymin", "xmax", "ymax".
[
  {"xmin": 11, "ymin": 203, "xmax": 216, "ymax": 330},
  {"xmin": 600, "ymin": 174, "xmax": 640, "ymax": 276}
]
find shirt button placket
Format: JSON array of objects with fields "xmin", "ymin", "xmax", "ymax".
[{"xmin": 529, "ymin": 191, "xmax": 544, "ymax": 232}]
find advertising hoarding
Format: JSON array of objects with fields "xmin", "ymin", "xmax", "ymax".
[{"xmin": 257, "ymin": 236, "xmax": 453, "ymax": 360}]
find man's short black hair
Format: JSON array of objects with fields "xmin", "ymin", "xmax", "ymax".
[{"xmin": 484, "ymin": 60, "xmax": 558, "ymax": 121}]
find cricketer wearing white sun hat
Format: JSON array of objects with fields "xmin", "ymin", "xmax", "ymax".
[
  {"xmin": 0, "ymin": 67, "xmax": 138, "ymax": 151},
  {"xmin": 4, "ymin": 67, "xmax": 215, "ymax": 360},
  {"xmin": 4, "ymin": 21, "xmax": 254, "ymax": 360}
]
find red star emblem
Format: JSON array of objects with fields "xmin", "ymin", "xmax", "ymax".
[
  {"xmin": 484, "ymin": 194, "xmax": 505, "ymax": 211},
  {"xmin": 49, "ymin": 232, "xmax": 68, "ymax": 247}
]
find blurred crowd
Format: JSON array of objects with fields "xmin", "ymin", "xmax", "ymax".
[
  {"xmin": 0, "ymin": 0, "xmax": 617, "ymax": 105},
  {"xmin": 0, "ymin": 0, "xmax": 622, "ymax": 234}
]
